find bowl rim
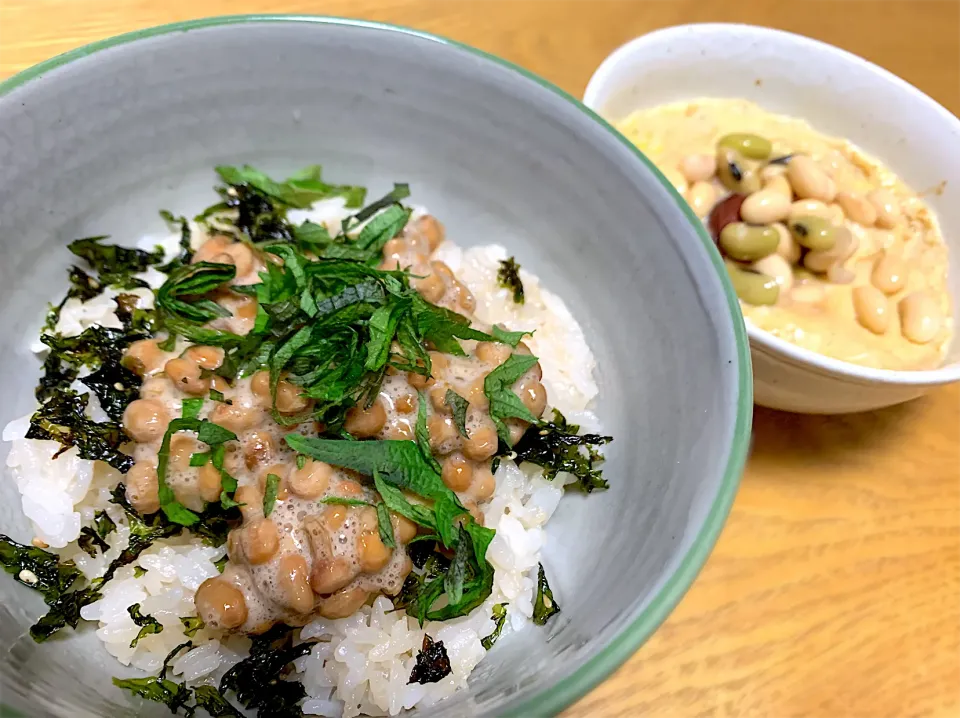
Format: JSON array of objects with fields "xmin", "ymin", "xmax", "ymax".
[
  {"xmin": 583, "ymin": 21, "xmax": 960, "ymax": 387},
  {"xmin": 0, "ymin": 14, "xmax": 752, "ymax": 717}
]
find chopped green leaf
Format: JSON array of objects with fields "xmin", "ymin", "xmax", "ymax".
[
  {"xmin": 533, "ymin": 563, "xmax": 560, "ymax": 626},
  {"xmin": 263, "ymin": 474, "xmax": 280, "ymax": 517},
  {"xmin": 127, "ymin": 603, "xmax": 163, "ymax": 648},
  {"xmin": 318, "ymin": 496, "xmax": 372, "ymax": 507},
  {"xmin": 497, "ymin": 257, "xmax": 525, "ymax": 304},
  {"xmin": 214, "ymin": 556, "xmax": 228, "ymax": 573},
  {"xmin": 133, "ymin": 566, "xmax": 147, "ymax": 578},
  {"xmin": 189, "ymin": 451, "xmax": 211, "ymax": 467},
  {"xmin": 491, "ymin": 325, "xmax": 531, "ymax": 347},
  {"xmin": 445, "ymin": 390, "xmax": 469, "ymax": 438},
  {"xmin": 483, "ymin": 353, "xmax": 540, "ymax": 445},
  {"xmin": 415, "ymin": 392, "xmax": 442, "ymax": 475},
  {"xmin": 481, "ymin": 603, "xmax": 508, "ymax": 650},
  {"xmin": 181, "ymin": 398, "xmax": 204, "ymax": 420},
  {"xmin": 444, "ymin": 527, "xmax": 470, "ymax": 606},
  {"xmin": 375, "ymin": 499, "xmax": 396, "ymax": 549},
  {"xmin": 157, "ymin": 417, "xmax": 237, "ymax": 526}
]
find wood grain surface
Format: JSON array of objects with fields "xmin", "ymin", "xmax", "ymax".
[{"xmin": 2, "ymin": 2, "xmax": 959, "ymax": 716}]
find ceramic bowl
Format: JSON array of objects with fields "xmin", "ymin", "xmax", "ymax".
[
  {"xmin": 0, "ymin": 15, "xmax": 750, "ymax": 718},
  {"xmin": 584, "ymin": 22, "xmax": 960, "ymax": 414}
]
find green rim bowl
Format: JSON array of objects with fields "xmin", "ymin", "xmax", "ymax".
[{"xmin": 0, "ymin": 15, "xmax": 751, "ymax": 718}]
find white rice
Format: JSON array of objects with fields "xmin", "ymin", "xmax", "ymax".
[{"xmin": 3, "ymin": 210, "xmax": 600, "ymax": 715}]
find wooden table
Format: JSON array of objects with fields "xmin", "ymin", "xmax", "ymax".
[{"xmin": 3, "ymin": 2, "xmax": 958, "ymax": 716}]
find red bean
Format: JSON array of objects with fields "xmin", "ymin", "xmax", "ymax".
[{"xmin": 708, "ymin": 193, "xmax": 746, "ymax": 242}]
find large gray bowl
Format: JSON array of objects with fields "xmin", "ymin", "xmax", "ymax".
[{"xmin": 0, "ymin": 16, "xmax": 751, "ymax": 718}]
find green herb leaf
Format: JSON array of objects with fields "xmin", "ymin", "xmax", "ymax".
[
  {"xmin": 157, "ymin": 417, "xmax": 237, "ymax": 526},
  {"xmin": 209, "ymin": 388, "xmax": 229, "ymax": 403},
  {"xmin": 197, "ymin": 421, "xmax": 238, "ymax": 446},
  {"xmin": 263, "ymin": 474, "xmax": 280, "ymax": 517},
  {"xmin": 497, "ymin": 257, "xmax": 525, "ymax": 304},
  {"xmin": 444, "ymin": 527, "xmax": 470, "ymax": 606},
  {"xmin": 180, "ymin": 616, "xmax": 205, "ymax": 637},
  {"xmin": 376, "ymin": 500, "xmax": 396, "ymax": 549},
  {"xmin": 127, "ymin": 603, "xmax": 163, "ymax": 648},
  {"xmin": 318, "ymin": 497, "xmax": 372, "ymax": 507},
  {"xmin": 483, "ymin": 353, "xmax": 540, "ymax": 444},
  {"xmin": 133, "ymin": 566, "xmax": 147, "ymax": 578},
  {"xmin": 355, "ymin": 205, "xmax": 411, "ymax": 253},
  {"xmin": 533, "ymin": 563, "xmax": 560, "ymax": 626},
  {"xmin": 415, "ymin": 392, "xmax": 442, "ymax": 475},
  {"xmin": 371, "ymin": 473, "xmax": 437, "ymax": 532},
  {"xmin": 181, "ymin": 398, "xmax": 204, "ymax": 420},
  {"xmin": 214, "ymin": 556, "xmax": 228, "ymax": 573},
  {"xmin": 287, "ymin": 434, "xmax": 460, "ymax": 544},
  {"xmin": 445, "ymin": 390, "xmax": 470, "ymax": 438},
  {"xmin": 189, "ymin": 451, "xmax": 211, "ymax": 467},
  {"xmin": 491, "ymin": 325, "xmax": 531, "ymax": 347},
  {"xmin": 481, "ymin": 603, "xmax": 508, "ymax": 650}
]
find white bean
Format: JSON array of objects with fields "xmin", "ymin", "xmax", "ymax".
[
  {"xmin": 898, "ymin": 292, "xmax": 942, "ymax": 344},
  {"xmin": 740, "ymin": 189, "xmax": 791, "ymax": 224},
  {"xmin": 752, "ymin": 254, "xmax": 794, "ymax": 291},
  {"xmin": 835, "ymin": 191, "xmax": 877, "ymax": 227},
  {"xmin": 867, "ymin": 189, "xmax": 901, "ymax": 229},
  {"xmin": 787, "ymin": 155, "xmax": 836, "ymax": 202},
  {"xmin": 685, "ymin": 181, "xmax": 717, "ymax": 218},
  {"xmin": 679, "ymin": 154, "xmax": 717, "ymax": 183},
  {"xmin": 852, "ymin": 285, "xmax": 890, "ymax": 334}
]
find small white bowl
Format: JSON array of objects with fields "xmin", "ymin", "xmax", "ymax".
[{"xmin": 584, "ymin": 23, "xmax": 960, "ymax": 413}]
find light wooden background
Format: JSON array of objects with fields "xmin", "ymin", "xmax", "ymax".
[{"xmin": 2, "ymin": 2, "xmax": 959, "ymax": 716}]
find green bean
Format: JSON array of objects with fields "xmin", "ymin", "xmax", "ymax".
[
  {"xmin": 719, "ymin": 222, "xmax": 780, "ymax": 262},
  {"xmin": 718, "ymin": 133, "xmax": 773, "ymax": 160},
  {"xmin": 788, "ymin": 215, "xmax": 837, "ymax": 252},
  {"xmin": 725, "ymin": 261, "xmax": 780, "ymax": 306},
  {"xmin": 716, "ymin": 148, "xmax": 761, "ymax": 194}
]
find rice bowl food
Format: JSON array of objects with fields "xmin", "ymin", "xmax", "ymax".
[{"xmin": 0, "ymin": 164, "xmax": 612, "ymax": 717}]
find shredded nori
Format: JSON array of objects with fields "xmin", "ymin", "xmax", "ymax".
[
  {"xmin": 511, "ymin": 409, "xmax": 612, "ymax": 493},
  {"xmin": 408, "ymin": 634, "xmax": 452, "ymax": 684},
  {"xmin": 497, "ymin": 256, "xmax": 525, "ymax": 304},
  {"xmin": 532, "ymin": 563, "xmax": 561, "ymax": 626}
]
